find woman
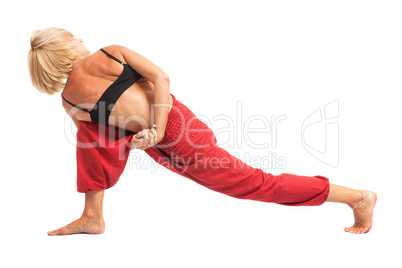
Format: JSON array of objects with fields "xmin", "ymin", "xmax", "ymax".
[{"xmin": 28, "ymin": 27, "xmax": 376, "ymax": 235}]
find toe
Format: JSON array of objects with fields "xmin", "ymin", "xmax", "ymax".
[
  {"xmin": 47, "ymin": 227, "xmax": 65, "ymax": 236},
  {"xmin": 47, "ymin": 230, "xmax": 57, "ymax": 236}
]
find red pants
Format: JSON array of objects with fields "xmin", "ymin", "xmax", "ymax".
[{"xmin": 76, "ymin": 94, "xmax": 330, "ymax": 206}]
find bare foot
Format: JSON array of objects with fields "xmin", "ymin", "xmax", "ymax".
[
  {"xmin": 344, "ymin": 190, "xmax": 377, "ymax": 234},
  {"xmin": 48, "ymin": 214, "xmax": 105, "ymax": 236}
]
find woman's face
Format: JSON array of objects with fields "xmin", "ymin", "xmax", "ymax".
[{"xmin": 69, "ymin": 35, "xmax": 90, "ymax": 58}]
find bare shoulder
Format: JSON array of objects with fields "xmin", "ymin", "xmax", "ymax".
[
  {"xmin": 103, "ymin": 44, "xmax": 126, "ymax": 51},
  {"xmin": 101, "ymin": 44, "xmax": 128, "ymax": 62}
]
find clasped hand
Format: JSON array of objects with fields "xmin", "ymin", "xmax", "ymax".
[{"xmin": 130, "ymin": 124, "xmax": 161, "ymax": 150}]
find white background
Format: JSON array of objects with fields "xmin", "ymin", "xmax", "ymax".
[{"xmin": 1, "ymin": 0, "xmax": 401, "ymax": 267}]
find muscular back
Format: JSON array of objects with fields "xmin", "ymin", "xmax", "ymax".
[{"xmin": 62, "ymin": 46, "xmax": 171, "ymax": 133}]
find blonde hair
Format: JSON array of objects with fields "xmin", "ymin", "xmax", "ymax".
[{"xmin": 28, "ymin": 27, "xmax": 79, "ymax": 95}]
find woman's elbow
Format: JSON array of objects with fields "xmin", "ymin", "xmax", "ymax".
[
  {"xmin": 154, "ymin": 74, "xmax": 170, "ymax": 87},
  {"xmin": 161, "ymin": 74, "xmax": 170, "ymax": 84}
]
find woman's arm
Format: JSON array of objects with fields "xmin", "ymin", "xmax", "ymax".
[{"xmin": 112, "ymin": 45, "xmax": 171, "ymax": 143}]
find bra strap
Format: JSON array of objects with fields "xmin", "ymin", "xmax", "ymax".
[
  {"xmin": 61, "ymin": 93, "xmax": 90, "ymax": 113},
  {"xmin": 100, "ymin": 48, "xmax": 124, "ymax": 65}
]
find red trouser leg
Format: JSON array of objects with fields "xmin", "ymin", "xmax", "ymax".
[
  {"xmin": 145, "ymin": 144, "xmax": 330, "ymax": 206},
  {"xmin": 144, "ymin": 94, "xmax": 330, "ymax": 206},
  {"xmin": 76, "ymin": 122, "xmax": 133, "ymax": 193}
]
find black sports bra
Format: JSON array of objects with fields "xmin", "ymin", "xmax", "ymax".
[{"xmin": 62, "ymin": 48, "xmax": 142, "ymax": 125}]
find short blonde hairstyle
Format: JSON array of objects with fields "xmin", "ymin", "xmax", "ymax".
[{"xmin": 28, "ymin": 27, "xmax": 79, "ymax": 95}]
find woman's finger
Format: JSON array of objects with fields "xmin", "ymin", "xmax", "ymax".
[
  {"xmin": 135, "ymin": 130, "xmax": 143, "ymax": 139},
  {"xmin": 134, "ymin": 136, "xmax": 144, "ymax": 144},
  {"xmin": 148, "ymin": 132, "xmax": 154, "ymax": 146},
  {"xmin": 151, "ymin": 128, "xmax": 157, "ymax": 142},
  {"xmin": 144, "ymin": 130, "xmax": 151, "ymax": 147}
]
